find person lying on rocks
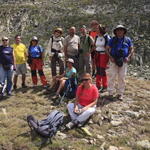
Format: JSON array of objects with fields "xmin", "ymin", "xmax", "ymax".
[
  {"xmin": 66, "ymin": 73, "xmax": 99, "ymax": 129},
  {"xmin": 51, "ymin": 58, "xmax": 77, "ymax": 99}
]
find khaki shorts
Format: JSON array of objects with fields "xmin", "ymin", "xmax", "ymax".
[{"xmin": 15, "ymin": 63, "xmax": 27, "ymax": 75}]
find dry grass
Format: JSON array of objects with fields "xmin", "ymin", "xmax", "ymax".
[{"xmin": 0, "ymin": 70, "xmax": 150, "ymax": 150}]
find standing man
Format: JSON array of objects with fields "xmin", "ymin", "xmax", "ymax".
[
  {"xmin": 79, "ymin": 25, "xmax": 94, "ymax": 76},
  {"xmin": 64, "ymin": 27, "xmax": 80, "ymax": 71},
  {"xmin": 0, "ymin": 37, "xmax": 15, "ymax": 97},
  {"xmin": 11, "ymin": 35, "xmax": 28, "ymax": 89},
  {"xmin": 106, "ymin": 25, "xmax": 134, "ymax": 100}
]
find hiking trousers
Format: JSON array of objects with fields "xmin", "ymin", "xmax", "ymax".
[
  {"xmin": 30, "ymin": 58, "xmax": 47, "ymax": 86},
  {"xmin": 67, "ymin": 103, "xmax": 96, "ymax": 124},
  {"xmin": 51, "ymin": 55, "xmax": 64, "ymax": 77},
  {"xmin": 79, "ymin": 54, "xmax": 91, "ymax": 76},
  {"xmin": 95, "ymin": 52, "xmax": 109, "ymax": 88},
  {"xmin": 108, "ymin": 62, "xmax": 127, "ymax": 96}
]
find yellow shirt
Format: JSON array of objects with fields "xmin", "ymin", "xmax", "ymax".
[{"xmin": 11, "ymin": 43, "xmax": 27, "ymax": 64}]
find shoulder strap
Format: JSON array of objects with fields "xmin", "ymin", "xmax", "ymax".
[{"xmin": 94, "ymin": 35, "xmax": 98, "ymax": 45}]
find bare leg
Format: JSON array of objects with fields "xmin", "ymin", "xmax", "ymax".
[{"xmin": 56, "ymin": 79, "xmax": 65, "ymax": 95}]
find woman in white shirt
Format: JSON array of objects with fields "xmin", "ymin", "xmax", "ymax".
[
  {"xmin": 47, "ymin": 28, "xmax": 64, "ymax": 79},
  {"xmin": 95, "ymin": 24, "xmax": 110, "ymax": 92}
]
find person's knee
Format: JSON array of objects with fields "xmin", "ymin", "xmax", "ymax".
[
  {"xmin": 67, "ymin": 103, "xmax": 74, "ymax": 110},
  {"xmin": 86, "ymin": 107, "xmax": 96, "ymax": 115}
]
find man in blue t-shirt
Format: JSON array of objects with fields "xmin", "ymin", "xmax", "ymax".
[
  {"xmin": 0, "ymin": 36, "xmax": 15, "ymax": 97},
  {"xmin": 106, "ymin": 25, "xmax": 134, "ymax": 100}
]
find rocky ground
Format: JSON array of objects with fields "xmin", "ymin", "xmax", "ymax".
[{"xmin": 0, "ymin": 66, "xmax": 149, "ymax": 150}]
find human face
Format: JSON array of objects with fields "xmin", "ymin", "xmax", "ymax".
[
  {"xmin": 116, "ymin": 28, "xmax": 125, "ymax": 38},
  {"xmin": 69, "ymin": 27, "xmax": 76, "ymax": 36},
  {"xmin": 67, "ymin": 62, "xmax": 72, "ymax": 68},
  {"xmin": 80, "ymin": 28, "xmax": 87, "ymax": 35},
  {"xmin": 15, "ymin": 36, "xmax": 21, "ymax": 44},
  {"xmin": 54, "ymin": 31, "xmax": 61, "ymax": 37},
  {"xmin": 82, "ymin": 78, "xmax": 91, "ymax": 86},
  {"xmin": 31, "ymin": 40, "xmax": 38, "ymax": 46},
  {"xmin": 2, "ymin": 39, "xmax": 9, "ymax": 46}
]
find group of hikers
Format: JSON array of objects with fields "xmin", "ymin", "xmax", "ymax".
[{"xmin": 0, "ymin": 20, "xmax": 134, "ymax": 129}]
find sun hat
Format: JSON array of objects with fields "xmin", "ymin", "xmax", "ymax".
[
  {"xmin": 113, "ymin": 25, "xmax": 127, "ymax": 34},
  {"xmin": 54, "ymin": 28, "xmax": 63, "ymax": 34},
  {"xmin": 31, "ymin": 36, "xmax": 38, "ymax": 41},
  {"xmin": 67, "ymin": 58, "xmax": 74, "ymax": 64}
]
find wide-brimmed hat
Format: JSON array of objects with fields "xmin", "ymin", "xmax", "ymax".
[
  {"xmin": 54, "ymin": 28, "xmax": 63, "ymax": 34},
  {"xmin": 31, "ymin": 36, "xmax": 38, "ymax": 41},
  {"xmin": 67, "ymin": 58, "xmax": 74, "ymax": 64},
  {"xmin": 113, "ymin": 25, "xmax": 127, "ymax": 34}
]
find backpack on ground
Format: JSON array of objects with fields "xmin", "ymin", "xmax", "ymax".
[{"xmin": 27, "ymin": 110, "xmax": 64, "ymax": 144}]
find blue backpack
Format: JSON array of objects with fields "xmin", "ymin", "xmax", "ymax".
[{"xmin": 27, "ymin": 110, "xmax": 64, "ymax": 144}]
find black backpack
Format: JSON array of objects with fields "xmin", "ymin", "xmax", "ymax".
[{"xmin": 27, "ymin": 110, "xmax": 64, "ymax": 143}]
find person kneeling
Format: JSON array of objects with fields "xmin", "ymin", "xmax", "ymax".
[
  {"xmin": 51, "ymin": 58, "xmax": 77, "ymax": 99},
  {"xmin": 66, "ymin": 73, "xmax": 99, "ymax": 129}
]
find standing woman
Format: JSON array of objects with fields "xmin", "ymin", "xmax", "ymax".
[
  {"xmin": 28, "ymin": 36, "xmax": 47, "ymax": 87},
  {"xmin": 95, "ymin": 24, "xmax": 110, "ymax": 92},
  {"xmin": 0, "ymin": 37, "xmax": 16, "ymax": 97},
  {"xmin": 46, "ymin": 28, "xmax": 64, "ymax": 79}
]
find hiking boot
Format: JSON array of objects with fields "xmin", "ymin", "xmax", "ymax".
[
  {"xmin": 66, "ymin": 121, "xmax": 75, "ymax": 129},
  {"xmin": 22, "ymin": 83, "xmax": 27, "ymax": 88},
  {"xmin": 116, "ymin": 94, "xmax": 123, "ymax": 101},
  {"xmin": 7, "ymin": 92, "xmax": 13, "ymax": 96},
  {"xmin": 13, "ymin": 84, "xmax": 17, "ymax": 90},
  {"xmin": 52, "ymin": 94, "xmax": 60, "ymax": 100},
  {"xmin": 99, "ymin": 87, "xmax": 107, "ymax": 93},
  {"xmin": 107, "ymin": 94, "xmax": 114, "ymax": 101}
]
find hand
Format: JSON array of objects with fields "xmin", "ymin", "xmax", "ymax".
[
  {"xmin": 74, "ymin": 106, "xmax": 79, "ymax": 114},
  {"xmin": 124, "ymin": 57, "xmax": 130, "ymax": 63},
  {"xmin": 13, "ymin": 65, "xmax": 16, "ymax": 71},
  {"xmin": 110, "ymin": 56, "xmax": 115, "ymax": 63}
]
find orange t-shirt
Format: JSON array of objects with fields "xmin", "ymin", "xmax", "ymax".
[
  {"xmin": 76, "ymin": 84, "xmax": 99, "ymax": 106},
  {"xmin": 89, "ymin": 31, "xmax": 98, "ymax": 40}
]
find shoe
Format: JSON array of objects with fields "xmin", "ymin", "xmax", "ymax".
[
  {"xmin": 117, "ymin": 94, "xmax": 123, "ymax": 101},
  {"xmin": 43, "ymin": 85, "xmax": 49, "ymax": 89},
  {"xmin": 7, "ymin": 92, "xmax": 13, "ymax": 96},
  {"xmin": 107, "ymin": 94, "xmax": 114, "ymax": 101},
  {"xmin": 13, "ymin": 84, "xmax": 17, "ymax": 90},
  {"xmin": 22, "ymin": 83, "xmax": 27, "ymax": 88},
  {"xmin": 52, "ymin": 94, "xmax": 60, "ymax": 100},
  {"xmin": 100, "ymin": 87, "xmax": 107, "ymax": 93},
  {"xmin": 66, "ymin": 122, "xmax": 75, "ymax": 129}
]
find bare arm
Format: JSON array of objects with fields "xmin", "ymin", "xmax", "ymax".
[{"xmin": 80, "ymin": 99, "xmax": 97, "ymax": 112}]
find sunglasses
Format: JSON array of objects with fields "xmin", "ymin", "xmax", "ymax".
[
  {"xmin": 81, "ymin": 78, "xmax": 90, "ymax": 82},
  {"xmin": 2, "ymin": 39, "xmax": 8, "ymax": 41}
]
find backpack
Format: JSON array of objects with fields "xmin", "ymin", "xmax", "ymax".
[{"xmin": 27, "ymin": 110, "xmax": 64, "ymax": 143}]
